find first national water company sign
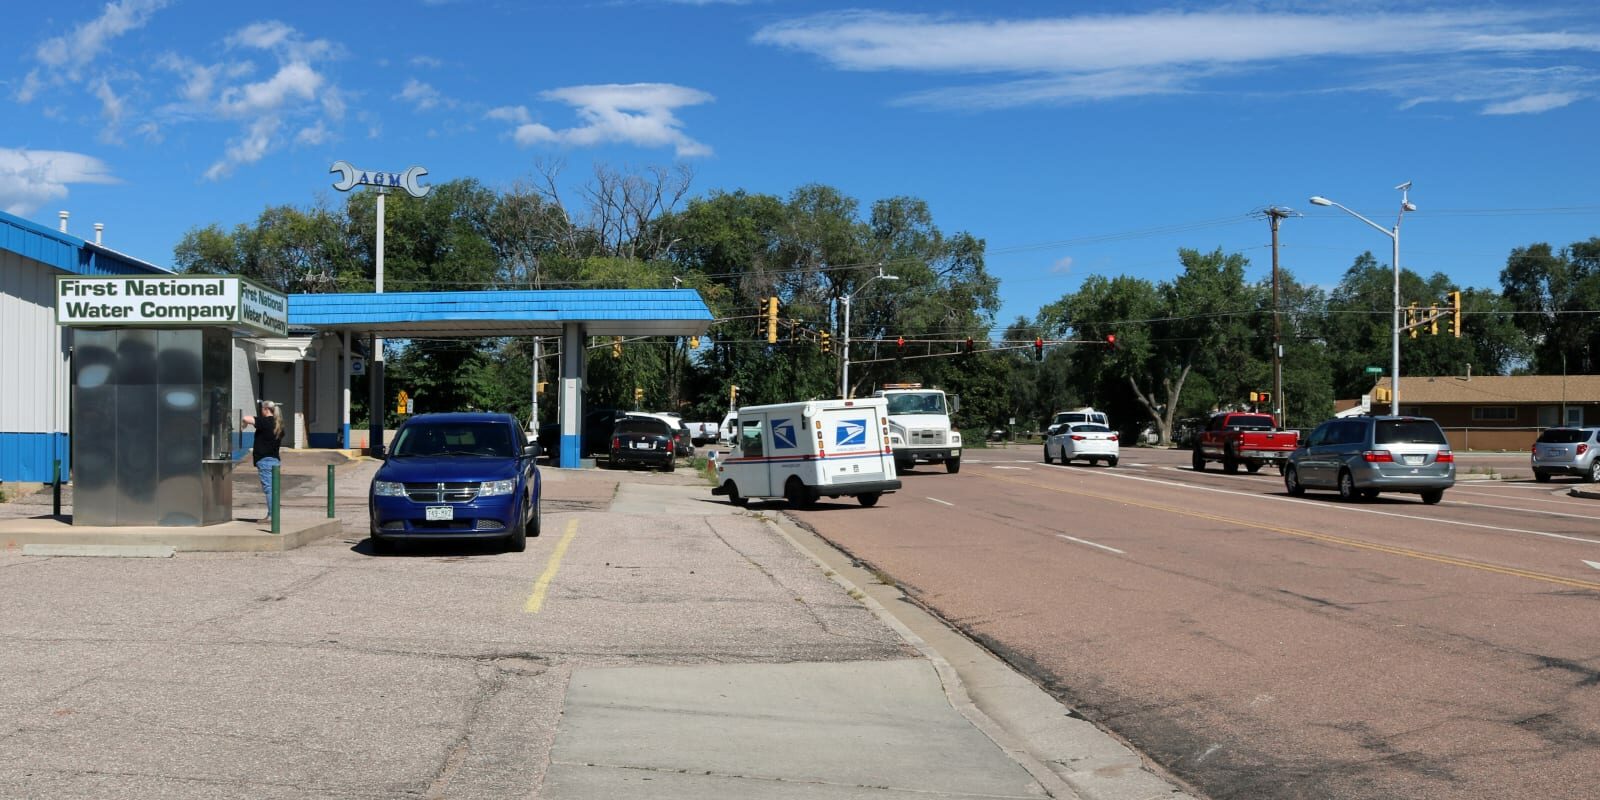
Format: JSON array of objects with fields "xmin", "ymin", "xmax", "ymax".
[{"xmin": 56, "ymin": 276, "xmax": 289, "ymax": 337}]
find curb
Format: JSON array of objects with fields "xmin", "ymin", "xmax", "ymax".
[{"xmin": 764, "ymin": 512, "xmax": 1199, "ymax": 800}]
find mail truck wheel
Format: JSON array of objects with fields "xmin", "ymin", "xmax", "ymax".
[
  {"xmin": 945, "ymin": 457, "xmax": 961, "ymax": 474},
  {"xmin": 723, "ymin": 481, "xmax": 748, "ymax": 507},
  {"xmin": 857, "ymin": 492, "xmax": 881, "ymax": 507},
  {"xmin": 785, "ymin": 477, "xmax": 817, "ymax": 509}
]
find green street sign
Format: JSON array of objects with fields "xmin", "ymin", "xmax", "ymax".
[{"xmin": 1364, "ymin": 366, "xmax": 1384, "ymax": 374}]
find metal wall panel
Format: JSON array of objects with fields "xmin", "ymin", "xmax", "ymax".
[
  {"xmin": 0, "ymin": 251, "xmax": 68, "ymax": 435},
  {"xmin": 71, "ymin": 330, "xmax": 118, "ymax": 525}
]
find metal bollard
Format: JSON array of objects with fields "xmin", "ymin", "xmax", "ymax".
[
  {"xmin": 327, "ymin": 464, "xmax": 336, "ymax": 518},
  {"xmin": 271, "ymin": 464, "xmax": 282, "ymax": 534},
  {"xmin": 52, "ymin": 460, "xmax": 61, "ymax": 518}
]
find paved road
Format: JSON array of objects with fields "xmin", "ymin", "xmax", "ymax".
[{"xmin": 786, "ymin": 444, "xmax": 1600, "ymax": 800}]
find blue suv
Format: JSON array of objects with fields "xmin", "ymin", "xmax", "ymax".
[{"xmin": 369, "ymin": 412, "xmax": 541, "ymax": 553}]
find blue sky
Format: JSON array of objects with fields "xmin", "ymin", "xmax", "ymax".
[{"xmin": 4, "ymin": 0, "xmax": 1598, "ymax": 331}]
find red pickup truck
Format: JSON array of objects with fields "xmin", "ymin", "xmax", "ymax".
[{"xmin": 1192, "ymin": 412, "xmax": 1299, "ymax": 474}]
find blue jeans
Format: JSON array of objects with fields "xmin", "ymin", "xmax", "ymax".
[{"xmin": 257, "ymin": 457, "xmax": 280, "ymax": 509}]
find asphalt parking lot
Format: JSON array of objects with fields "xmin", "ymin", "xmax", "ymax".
[{"xmin": 3, "ymin": 454, "xmax": 1150, "ymax": 800}]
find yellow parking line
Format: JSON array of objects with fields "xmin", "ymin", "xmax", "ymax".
[
  {"xmin": 524, "ymin": 519, "xmax": 579, "ymax": 613},
  {"xmin": 981, "ymin": 472, "xmax": 1600, "ymax": 593}
]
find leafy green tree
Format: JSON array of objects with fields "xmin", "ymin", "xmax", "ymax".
[{"xmin": 1500, "ymin": 238, "xmax": 1600, "ymax": 374}]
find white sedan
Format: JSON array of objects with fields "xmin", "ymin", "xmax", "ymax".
[{"xmin": 1043, "ymin": 423, "xmax": 1119, "ymax": 467}]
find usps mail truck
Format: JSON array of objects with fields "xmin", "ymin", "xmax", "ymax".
[{"xmin": 712, "ymin": 398, "xmax": 901, "ymax": 508}]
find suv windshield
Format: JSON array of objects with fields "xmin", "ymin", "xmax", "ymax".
[
  {"xmin": 1536, "ymin": 428, "xmax": 1591, "ymax": 444},
  {"xmin": 886, "ymin": 393, "xmax": 946, "ymax": 415},
  {"xmin": 391, "ymin": 422, "xmax": 517, "ymax": 457},
  {"xmin": 1375, "ymin": 419, "xmax": 1449, "ymax": 445}
]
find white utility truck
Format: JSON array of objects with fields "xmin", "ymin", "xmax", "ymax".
[
  {"xmin": 874, "ymin": 384, "xmax": 962, "ymax": 473},
  {"xmin": 712, "ymin": 398, "xmax": 901, "ymax": 508}
]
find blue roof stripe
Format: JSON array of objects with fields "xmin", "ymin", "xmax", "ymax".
[
  {"xmin": 0, "ymin": 210, "xmax": 169, "ymax": 275},
  {"xmin": 289, "ymin": 289, "xmax": 712, "ymax": 326}
]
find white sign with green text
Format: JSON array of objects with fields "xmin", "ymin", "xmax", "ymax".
[{"xmin": 56, "ymin": 276, "xmax": 289, "ymax": 337}]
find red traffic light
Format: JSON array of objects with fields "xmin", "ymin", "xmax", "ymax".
[
  {"xmin": 1106, "ymin": 333, "xmax": 1116, "ymax": 344},
  {"xmin": 896, "ymin": 336, "xmax": 905, "ymax": 349}
]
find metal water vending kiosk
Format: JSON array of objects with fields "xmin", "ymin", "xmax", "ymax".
[{"xmin": 56, "ymin": 275, "xmax": 289, "ymax": 526}]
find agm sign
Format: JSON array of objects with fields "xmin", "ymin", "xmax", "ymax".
[
  {"xmin": 56, "ymin": 276, "xmax": 289, "ymax": 337},
  {"xmin": 330, "ymin": 160, "xmax": 431, "ymax": 198}
]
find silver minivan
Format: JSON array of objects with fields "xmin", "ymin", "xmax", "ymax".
[
  {"xmin": 1530, "ymin": 427, "xmax": 1600, "ymax": 483},
  {"xmin": 1284, "ymin": 416, "xmax": 1455, "ymax": 504}
]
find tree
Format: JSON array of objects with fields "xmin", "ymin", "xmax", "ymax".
[{"xmin": 1500, "ymin": 238, "xmax": 1600, "ymax": 374}]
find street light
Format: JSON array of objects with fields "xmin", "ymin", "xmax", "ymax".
[
  {"xmin": 840, "ymin": 266, "xmax": 899, "ymax": 398},
  {"xmin": 1309, "ymin": 183, "xmax": 1416, "ymax": 414}
]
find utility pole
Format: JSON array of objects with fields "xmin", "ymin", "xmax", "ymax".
[{"xmin": 1263, "ymin": 207, "xmax": 1297, "ymax": 428}]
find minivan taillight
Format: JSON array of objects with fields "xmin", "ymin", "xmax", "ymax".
[
  {"xmin": 1363, "ymin": 450, "xmax": 1394, "ymax": 463},
  {"xmin": 1436, "ymin": 451, "xmax": 1454, "ymax": 463}
]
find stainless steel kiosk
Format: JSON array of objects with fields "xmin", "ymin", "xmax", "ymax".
[{"xmin": 56, "ymin": 275, "xmax": 289, "ymax": 526}]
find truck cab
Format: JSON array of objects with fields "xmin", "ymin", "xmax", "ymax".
[{"xmin": 875, "ymin": 384, "xmax": 962, "ymax": 474}]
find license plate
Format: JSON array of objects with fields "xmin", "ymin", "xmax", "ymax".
[
  {"xmin": 426, "ymin": 506, "xmax": 454, "ymax": 521},
  {"xmin": 1404, "ymin": 455, "xmax": 1424, "ymax": 465},
  {"xmin": 633, "ymin": 441, "xmax": 651, "ymax": 450}
]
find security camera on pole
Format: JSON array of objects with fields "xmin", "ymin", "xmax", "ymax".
[{"xmin": 330, "ymin": 161, "xmax": 432, "ymax": 455}]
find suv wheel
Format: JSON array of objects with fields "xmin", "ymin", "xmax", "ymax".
[
  {"xmin": 1192, "ymin": 448, "xmax": 1205, "ymax": 471},
  {"xmin": 1589, "ymin": 460, "xmax": 1600, "ymax": 483},
  {"xmin": 1284, "ymin": 466, "xmax": 1304, "ymax": 496},
  {"xmin": 1042, "ymin": 445, "xmax": 1052, "ymax": 465},
  {"xmin": 1534, "ymin": 469, "xmax": 1551, "ymax": 483},
  {"xmin": 1337, "ymin": 470, "xmax": 1359, "ymax": 502},
  {"xmin": 1420, "ymin": 489, "xmax": 1444, "ymax": 505}
]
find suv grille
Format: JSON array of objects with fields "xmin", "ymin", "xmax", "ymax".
[{"xmin": 404, "ymin": 482, "xmax": 480, "ymax": 503}]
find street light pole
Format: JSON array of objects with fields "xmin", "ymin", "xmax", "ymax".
[
  {"xmin": 840, "ymin": 266, "xmax": 898, "ymax": 398},
  {"xmin": 1309, "ymin": 183, "xmax": 1415, "ymax": 414}
]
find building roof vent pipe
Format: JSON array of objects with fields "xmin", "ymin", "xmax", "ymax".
[
  {"xmin": 58, "ymin": 210, "xmax": 69, "ymax": 233},
  {"xmin": 94, "ymin": 223, "xmax": 104, "ymax": 245}
]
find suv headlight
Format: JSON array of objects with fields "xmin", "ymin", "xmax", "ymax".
[
  {"xmin": 479, "ymin": 479, "xmax": 516, "ymax": 496},
  {"xmin": 373, "ymin": 480, "xmax": 406, "ymax": 497}
]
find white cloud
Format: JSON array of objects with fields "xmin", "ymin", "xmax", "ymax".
[
  {"xmin": 497, "ymin": 83, "xmax": 715, "ymax": 157},
  {"xmin": 0, "ymin": 148, "xmax": 119, "ymax": 215},
  {"xmin": 397, "ymin": 79, "xmax": 444, "ymax": 111},
  {"xmin": 89, "ymin": 76, "xmax": 126, "ymax": 140},
  {"xmin": 217, "ymin": 61, "xmax": 323, "ymax": 117},
  {"xmin": 486, "ymin": 105, "xmax": 531, "ymax": 125},
  {"xmin": 31, "ymin": 0, "xmax": 169, "ymax": 77},
  {"xmin": 1051, "ymin": 257, "xmax": 1074, "ymax": 275},
  {"xmin": 410, "ymin": 55, "xmax": 444, "ymax": 69},
  {"xmin": 753, "ymin": 9, "xmax": 1600, "ymax": 110},
  {"xmin": 1482, "ymin": 91, "xmax": 1581, "ymax": 115},
  {"xmin": 295, "ymin": 120, "xmax": 331, "ymax": 146},
  {"xmin": 206, "ymin": 116, "xmax": 280, "ymax": 180}
]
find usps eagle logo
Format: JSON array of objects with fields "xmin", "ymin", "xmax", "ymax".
[
  {"xmin": 772, "ymin": 418, "xmax": 797, "ymax": 449},
  {"xmin": 836, "ymin": 419, "xmax": 867, "ymax": 446}
]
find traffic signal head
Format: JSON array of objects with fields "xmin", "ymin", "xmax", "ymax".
[
  {"xmin": 1034, "ymin": 337, "xmax": 1044, "ymax": 361},
  {"xmin": 896, "ymin": 335, "xmax": 905, "ymax": 351},
  {"xmin": 1106, "ymin": 333, "xmax": 1117, "ymax": 349},
  {"xmin": 1451, "ymin": 290, "xmax": 1462, "ymax": 337},
  {"xmin": 820, "ymin": 331, "xmax": 832, "ymax": 353},
  {"xmin": 965, "ymin": 336, "xmax": 974, "ymax": 354},
  {"xmin": 766, "ymin": 297, "xmax": 779, "ymax": 344},
  {"xmin": 612, "ymin": 336, "xmax": 623, "ymax": 358},
  {"xmin": 689, "ymin": 335, "xmax": 700, "ymax": 349},
  {"xmin": 634, "ymin": 387, "xmax": 644, "ymax": 405},
  {"xmin": 1260, "ymin": 391, "xmax": 1271, "ymax": 404},
  {"xmin": 1430, "ymin": 304, "xmax": 1439, "ymax": 335}
]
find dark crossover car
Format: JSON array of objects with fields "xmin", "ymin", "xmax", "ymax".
[
  {"xmin": 1530, "ymin": 427, "xmax": 1600, "ymax": 483},
  {"xmin": 538, "ymin": 407, "xmax": 625, "ymax": 466},
  {"xmin": 608, "ymin": 416, "xmax": 676, "ymax": 471},
  {"xmin": 1285, "ymin": 415, "xmax": 1455, "ymax": 504},
  {"xmin": 369, "ymin": 412, "xmax": 541, "ymax": 553}
]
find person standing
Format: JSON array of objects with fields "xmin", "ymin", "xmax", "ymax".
[{"xmin": 242, "ymin": 400, "xmax": 284, "ymax": 523}]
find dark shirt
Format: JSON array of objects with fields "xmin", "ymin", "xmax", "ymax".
[{"xmin": 253, "ymin": 418, "xmax": 284, "ymax": 464}]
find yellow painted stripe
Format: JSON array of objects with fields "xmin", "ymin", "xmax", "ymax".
[
  {"xmin": 981, "ymin": 472, "xmax": 1600, "ymax": 593},
  {"xmin": 524, "ymin": 519, "xmax": 579, "ymax": 613}
]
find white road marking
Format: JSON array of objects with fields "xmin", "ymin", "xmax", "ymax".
[
  {"xmin": 1585, "ymin": 560, "xmax": 1600, "ymax": 571},
  {"xmin": 992, "ymin": 466, "xmax": 1032, "ymax": 471},
  {"xmin": 1056, "ymin": 534, "xmax": 1126, "ymax": 554},
  {"xmin": 926, "ymin": 497, "xmax": 955, "ymax": 507},
  {"xmin": 1099, "ymin": 469, "xmax": 1600, "ymax": 547},
  {"xmin": 1445, "ymin": 499, "xmax": 1600, "ymax": 522}
]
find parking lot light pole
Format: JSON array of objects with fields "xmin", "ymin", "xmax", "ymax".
[
  {"xmin": 1309, "ymin": 183, "xmax": 1415, "ymax": 414},
  {"xmin": 840, "ymin": 266, "xmax": 899, "ymax": 398}
]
